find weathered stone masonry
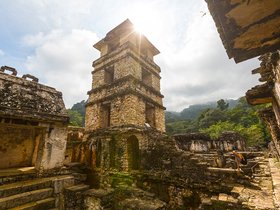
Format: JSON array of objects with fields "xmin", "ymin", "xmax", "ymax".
[
  {"xmin": 0, "ymin": 66, "xmax": 69, "ymax": 171},
  {"xmin": 85, "ymin": 19, "xmax": 165, "ymax": 132},
  {"xmin": 246, "ymin": 51, "xmax": 280, "ymax": 160}
]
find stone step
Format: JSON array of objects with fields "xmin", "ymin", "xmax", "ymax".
[
  {"xmin": 65, "ymin": 184, "xmax": 90, "ymax": 192},
  {"xmin": 0, "ymin": 177, "xmax": 52, "ymax": 198},
  {"xmin": 231, "ymin": 185, "xmax": 244, "ymax": 198},
  {"xmin": 72, "ymin": 173, "xmax": 87, "ymax": 183},
  {"xmin": 0, "ymin": 167, "xmax": 37, "ymax": 186},
  {"xmin": 210, "ymin": 193, "xmax": 239, "ymax": 209},
  {"xmin": 0, "ymin": 188, "xmax": 53, "ymax": 209},
  {"xmin": 0, "ymin": 175, "xmax": 73, "ymax": 198},
  {"xmin": 65, "ymin": 184, "xmax": 90, "ymax": 209},
  {"xmin": 9, "ymin": 197, "xmax": 55, "ymax": 210},
  {"xmin": 118, "ymin": 197, "xmax": 166, "ymax": 210}
]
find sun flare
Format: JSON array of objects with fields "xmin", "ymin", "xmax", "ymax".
[{"xmin": 127, "ymin": 3, "xmax": 162, "ymax": 39}]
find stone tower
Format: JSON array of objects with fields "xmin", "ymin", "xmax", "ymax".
[{"xmin": 85, "ymin": 19, "xmax": 165, "ymax": 132}]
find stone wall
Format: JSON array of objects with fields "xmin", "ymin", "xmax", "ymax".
[
  {"xmin": 0, "ymin": 124, "xmax": 43, "ymax": 169},
  {"xmin": 259, "ymin": 107, "xmax": 280, "ymax": 161},
  {"xmin": 0, "ymin": 67, "xmax": 68, "ymax": 122},
  {"xmin": 174, "ymin": 132, "xmax": 247, "ymax": 152},
  {"xmin": 86, "ymin": 24, "xmax": 165, "ymax": 132},
  {"xmin": 91, "ymin": 43, "xmax": 161, "ymax": 90},
  {"xmin": 65, "ymin": 126, "xmax": 85, "ymax": 164},
  {"xmin": 246, "ymin": 51, "xmax": 280, "ymax": 160},
  {"xmin": 0, "ymin": 66, "xmax": 69, "ymax": 172},
  {"xmin": 78, "ymin": 126, "xmax": 152, "ymax": 171}
]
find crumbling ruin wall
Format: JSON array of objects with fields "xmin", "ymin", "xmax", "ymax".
[
  {"xmin": 0, "ymin": 124, "xmax": 44, "ymax": 169},
  {"xmin": 174, "ymin": 132, "xmax": 246, "ymax": 152},
  {"xmin": 259, "ymin": 107, "xmax": 280, "ymax": 161},
  {"xmin": 246, "ymin": 51, "xmax": 280, "ymax": 160},
  {"xmin": 65, "ymin": 126, "xmax": 85, "ymax": 164},
  {"xmin": 0, "ymin": 66, "xmax": 69, "ymax": 172},
  {"xmin": 75, "ymin": 126, "xmax": 151, "ymax": 172}
]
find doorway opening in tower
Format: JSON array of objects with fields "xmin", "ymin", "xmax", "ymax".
[
  {"xmin": 145, "ymin": 103, "xmax": 156, "ymax": 127},
  {"xmin": 127, "ymin": 135, "xmax": 140, "ymax": 170},
  {"xmin": 101, "ymin": 103, "xmax": 111, "ymax": 128}
]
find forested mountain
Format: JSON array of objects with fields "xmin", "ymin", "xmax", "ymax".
[
  {"xmin": 166, "ymin": 97, "xmax": 271, "ymax": 147},
  {"xmin": 165, "ymin": 99, "xmax": 238, "ymax": 122},
  {"xmin": 67, "ymin": 100, "xmax": 86, "ymax": 126}
]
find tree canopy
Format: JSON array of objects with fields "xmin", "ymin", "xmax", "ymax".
[{"xmin": 166, "ymin": 97, "xmax": 271, "ymax": 147}]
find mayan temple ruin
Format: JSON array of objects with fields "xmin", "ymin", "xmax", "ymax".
[
  {"xmin": 83, "ymin": 19, "xmax": 166, "ymax": 171},
  {"xmin": 0, "ymin": 1, "xmax": 280, "ymax": 209},
  {"xmin": 86, "ymin": 19, "xmax": 165, "ymax": 132}
]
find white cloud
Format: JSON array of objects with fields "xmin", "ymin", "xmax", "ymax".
[
  {"xmin": 1, "ymin": 0, "xmax": 261, "ymax": 111},
  {"xmin": 24, "ymin": 29, "xmax": 99, "ymax": 108},
  {"xmin": 0, "ymin": 49, "xmax": 4, "ymax": 56},
  {"xmin": 155, "ymin": 2, "xmax": 260, "ymax": 111}
]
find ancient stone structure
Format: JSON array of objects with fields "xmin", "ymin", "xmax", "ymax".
[
  {"xmin": 206, "ymin": 1, "xmax": 280, "ymax": 162},
  {"xmin": 174, "ymin": 132, "xmax": 246, "ymax": 152},
  {"xmin": 82, "ymin": 19, "xmax": 165, "ymax": 172},
  {"xmin": 65, "ymin": 126, "xmax": 85, "ymax": 164},
  {"xmin": 0, "ymin": 66, "xmax": 69, "ymax": 172},
  {"xmin": 1, "ymin": 17, "xmax": 280, "ymax": 209},
  {"xmin": 205, "ymin": 0, "xmax": 280, "ymax": 63},
  {"xmin": 245, "ymin": 51, "xmax": 280, "ymax": 160},
  {"xmin": 85, "ymin": 19, "xmax": 165, "ymax": 132},
  {"xmin": 259, "ymin": 108, "xmax": 280, "ymax": 160}
]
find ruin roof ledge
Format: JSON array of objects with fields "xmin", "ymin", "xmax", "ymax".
[
  {"xmin": 0, "ymin": 109, "xmax": 69, "ymax": 124},
  {"xmin": 85, "ymin": 124, "xmax": 166, "ymax": 137},
  {"xmin": 246, "ymin": 83, "xmax": 273, "ymax": 105},
  {"xmin": 87, "ymin": 75, "xmax": 164, "ymax": 98},
  {"xmin": 92, "ymin": 42, "xmax": 161, "ymax": 73},
  {"xmin": 0, "ymin": 71, "xmax": 61, "ymax": 95},
  {"xmin": 86, "ymin": 88, "xmax": 166, "ymax": 110}
]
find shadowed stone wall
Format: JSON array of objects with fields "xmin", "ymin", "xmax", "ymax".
[
  {"xmin": 174, "ymin": 132, "xmax": 247, "ymax": 152},
  {"xmin": 0, "ymin": 66, "xmax": 69, "ymax": 172}
]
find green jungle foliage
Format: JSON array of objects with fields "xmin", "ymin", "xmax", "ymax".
[
  {"xmin": 67, "ymin": 100, "xmax": 86, "ymax": 127},
  {"xmin": 166, "ymin": 97, "xmax": 271, "ymax": 147}
]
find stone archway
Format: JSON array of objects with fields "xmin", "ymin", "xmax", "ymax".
[{"xmin": 127, "ymin": 135, "xmax": 140, "ymax": 170}]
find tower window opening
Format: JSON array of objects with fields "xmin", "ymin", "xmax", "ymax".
[
  {"xmin": 101, "ymin": 103, "xmax": 111, "ymax": 128},
  {"xmin": 104, "ymin": 67, "xmax": 114, "ymax": 84},
  {"xmin": 145, "ymin": 103, "xmax": 155, "ymax": 127},
  {"xmin": 141, "ymin": 68, "xmax": 152, "ymax": 86}
]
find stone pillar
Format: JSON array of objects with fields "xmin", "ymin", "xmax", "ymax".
[
  {"xmin": 259, "ymin": 108, "xmax": 280, "ymax": 161},
  {"xmin": 35, "ymin": 123, "xmax": 67, "ymax": 172}
]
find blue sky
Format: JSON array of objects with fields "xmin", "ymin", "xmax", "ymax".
[{"xmin": 0, "ymin": 0, "xmax": 260, "ymax": 111}]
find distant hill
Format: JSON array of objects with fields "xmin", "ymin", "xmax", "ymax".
[
  {"xmin": 71, "ymin": 100, "xmax": 86, "ymax": 116},
  {"xmin": 165, "ymin": 99, "xmax": 239, "ymax": 123}
]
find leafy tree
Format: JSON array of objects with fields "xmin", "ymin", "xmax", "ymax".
[
  {"xmin": 217, "ymin": 99, "xmax": 229, "ymax": 111},
  {"xmin": 197, "ymin": 108, "xmax": 227, "ymax": 129},
  {"xmin": 166, "ymin": 96, "xmax": 271, "ymax": 147},
  {"xmin": 69, "ymin": 100, "xmax": 86, "ymax": 126},
  {"xmin": 67, "ymin": 109, "xmax": 84, "ymax": 127},
  {"xmin": 200, "ymin": 121, "xmax": 242, "ymax": 139},
  {"xmin": 71, "ymin": 100, "xmax": 86, "ymax": 116}
]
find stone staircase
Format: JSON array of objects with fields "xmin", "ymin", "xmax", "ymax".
[
  {"xmin": 117, "ymin": 188, "xmax": 166, "ymax": 210},
  {"xmin": 82, "ymin": 171, "xmax": 167, "ymax": 210},
  {"xmin": 0, "ymin": 175, "xmax": 75, "ymax": 210},
  {"xmin": 202, "ymin": 156, "xmax": 277, "ymax": 210}
]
